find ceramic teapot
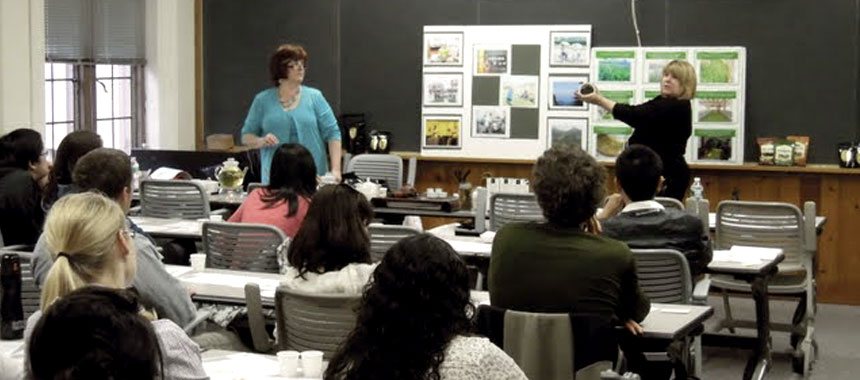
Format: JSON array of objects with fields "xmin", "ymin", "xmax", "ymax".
[{"xmin": 215, "ymin": 158, "xmax": 247, "ymax": 191}]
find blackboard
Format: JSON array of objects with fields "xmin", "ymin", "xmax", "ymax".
[{"xmin": 203, "ymin": 0, "xmax": 860, "ymax": 163}]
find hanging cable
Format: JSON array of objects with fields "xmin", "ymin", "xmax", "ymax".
[{"xmin": 630, "ymin": 0, "xmax": 643, "ymax": 46}]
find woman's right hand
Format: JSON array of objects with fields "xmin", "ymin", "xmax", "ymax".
[
  {"xmin": 575, "ymin": 88, "xmax": 601, "ymax": 104},
  {"xmin": 257, "ymin": 133, "xmax": 280, "ymax": 148}
]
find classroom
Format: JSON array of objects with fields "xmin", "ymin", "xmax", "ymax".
[{"xmin": 1, "ymin": 0, "xmax": 859, "ymax": 379}]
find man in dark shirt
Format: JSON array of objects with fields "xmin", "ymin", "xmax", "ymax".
[
  {"xmin": 0, "ymin": 129, "xmax": 50, "ymax": 246},
  {"xmin": 489, "ymin": 144, "xmax": 650, "ymax": 333},
  {"xmin": 599, "ymin": 145, "xmax": 712, "ymax": 277}
]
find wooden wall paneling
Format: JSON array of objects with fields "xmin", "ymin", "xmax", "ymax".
[{"xmin": 817, "ymin": 176, "xmax": 860, "ymax": 304}]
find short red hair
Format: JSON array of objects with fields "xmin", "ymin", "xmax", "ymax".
[{"xmin": 269, "ymin": 44, "xmax": 308, "ymax": 85}]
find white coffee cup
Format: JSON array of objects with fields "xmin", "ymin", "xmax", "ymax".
[
  {"xmin": 300, "ymin": 350, "xmax": 324, "ymax": 378},
  {"xmin": 277, "ymin": 350, "xmax": 300, "ymax": 377},
  {"xmin": 189, "ymin": 253, "xmax": 206, "ymax": 271}
]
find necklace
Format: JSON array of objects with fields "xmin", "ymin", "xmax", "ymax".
[{"xmin": 279, "ymin": 86, "xmax": 301, "ymax": 109}]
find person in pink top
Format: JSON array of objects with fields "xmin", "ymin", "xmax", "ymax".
[{"xmin": 228, "ymin": 143, "xmax": 316, "ymax": 237}]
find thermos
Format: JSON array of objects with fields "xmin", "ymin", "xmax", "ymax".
[{"xmin": 1, "ymin": 254, "xmax": 24, "ymax": 340}]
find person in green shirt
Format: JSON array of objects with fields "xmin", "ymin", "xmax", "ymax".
[{"xmin": 489, "ymin": 144, "xmax": 650, "ymax": 334}]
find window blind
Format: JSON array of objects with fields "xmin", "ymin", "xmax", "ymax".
[{"xmin": 45, "ymin": 0, "xmax": 145, "ymax": 62}]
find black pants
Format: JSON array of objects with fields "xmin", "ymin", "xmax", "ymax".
[{"xmin": 659, "ymin": 158, "xmax": 691, "ymax": 202}]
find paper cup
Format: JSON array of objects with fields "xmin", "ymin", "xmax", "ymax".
[
  {"xmin": 277, "ymin": 350, "xmax": 300, "ymax": 377},
  {"xmin": 300, "ymin": 350, "xmax": 324, "ymax": 378},
  {"xmin": 189, "ymin": 253, "xmax": 206, "ymax": 271}
]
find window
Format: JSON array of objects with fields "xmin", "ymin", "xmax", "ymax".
[
  {"xmin": 44, "ymin": 0, "xmax": 145, "ymax": 154},
  {"xmin": 43, "ymin": 63, "xmax": 144, "ymax": 154}
]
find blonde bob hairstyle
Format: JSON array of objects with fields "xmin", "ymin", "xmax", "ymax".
[
  {"xmin": 40, "ymin": 192, "xmax": 129, "ymax": 311},
  {"xmin": 663, "ymin": 60, "xmax": 697, "ymax": 100}
]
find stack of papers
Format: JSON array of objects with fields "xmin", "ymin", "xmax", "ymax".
[{"xmin": 713, "ymin": 245, "xmax": 782, "ymax": 265}]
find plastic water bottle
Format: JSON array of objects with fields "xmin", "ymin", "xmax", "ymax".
[
  {"xmin": 131, "ymin": 157, "xmax": 141, "ymax": 192},
  {"xmin": 690, "ymin": 177, "xmax": 704, "ymax": 200}
]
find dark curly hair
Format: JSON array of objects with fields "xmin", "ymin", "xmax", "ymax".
[
  {"xmin": 287, "ymin": 184, "xmax": 373, "ymax": 278},
  {"xmin": 29, "ymin": 286, "xmax": 164, "ymax": 380},
  {"xmin": 533, "ymin": 144, "xmax": 606, "ymax": 227},
  {"xmin": 324, "ymin": 234, "xmax": 474, "ymax": 380}
]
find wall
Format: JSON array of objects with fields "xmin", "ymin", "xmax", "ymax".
[
  {"xmin": 145, "ymin": 0, "xmax": 196, "ymax": 150},
  {"xmin": 202, "ymin": 0, "xmax": 860, "ymax": 162},
  {"xmin": 0, "ymin": 0, "xmax": 45, "ymax": 136}
]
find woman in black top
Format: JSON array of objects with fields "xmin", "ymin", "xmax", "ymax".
[{"xmin": 578, "ymin": 60, "xmax": 697, "ymax": 201}]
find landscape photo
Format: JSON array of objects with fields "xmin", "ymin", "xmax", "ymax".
[
  {"xmin": 500, "ymin": 75, "xmax": 539, "ymax": 108},
  {"xmin": 598, "ymin": 59, "xmax": 632, "ymax": 82},
  {"xmin": 548, "ymin": 118, "xmax": 587, "ymax": 150},
  {"xmin": 548, "ymin": 76, "xmax": 587, "ymax": 110}
]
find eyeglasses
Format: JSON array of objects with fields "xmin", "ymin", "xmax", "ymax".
[{"xmin": 286, "ymin": 61, "xmax": 306, "ymax": 70}]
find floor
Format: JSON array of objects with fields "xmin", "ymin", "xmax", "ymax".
[{"xmin": 699, "ymin": 295, "xmax": 860, "ymax": 379}]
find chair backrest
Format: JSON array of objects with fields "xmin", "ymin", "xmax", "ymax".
[
  {"xmin": 630, "ymin": 249, "xmax": 692, "ymax": 305},
  {"xmin": 489, "ymin": 193, "xmax": 544, "ymax": 231},
  {"xmin": 346, "ymin": 154, "xmax": 403, "ymax": 191},
  {"xmin": 140, "ymin": 179, "xmax": 211, "ymax": 219},
  {"xmin": 274, "ymin": 286, "xmax": 360, "ymax": 359},
  {"xmin": 246, "ymin": 182, "xmax": 264, "ymax": 193},
  {"xmin": 202, "ymin": 221, "xmax": 286, "ymax": 273},
  {"xmin": 368, "ymin": 224, "xmax": 421, "ymax": 262},
  {"xmin": 715, "ymin": 200, "xmax": 814, "ymax": 268},
  {"xmin": 0, "ymin": 251, "xmax": 39, "ymax": 320},
  {"xmin": 475, "ymin": 304, "xmax": 616, "ymax": 380},
  {"xmin": 655, "ymin": 196, "xmax": 684, "ymax": 210}
]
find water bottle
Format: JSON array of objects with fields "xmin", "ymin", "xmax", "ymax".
[
  {"xmin": 1, "ymin": 254, "xmax": 24, "ymax": 340},
  {"xmin": 690, "ymin": 177, "xmax": 704, "ymax": 200},
  {"xmin": 130, "ymin": 157, "xmax": 141, "ymax": 192}
]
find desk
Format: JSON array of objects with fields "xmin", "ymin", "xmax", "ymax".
[
  {"xmin": 705, "ymin": 250, "xmax": 785, "ymax": 380},
  {"xmin": 130, "ymin": 216, "xmax": 204, "ymax": 239},
  {"xmin": 427, "ymin": 223, "xmax": 492, "ymax": 258},
  {"xmin": 373, "ymin": 206, "xmax": 475, "ymax": 219},
  {"xmin": 203, "ymin": 349, "xmax": 323, "ymax": 380},
  {"xmin": 166, "ymin": 265, "xmax": 282, "ymax": 306}
]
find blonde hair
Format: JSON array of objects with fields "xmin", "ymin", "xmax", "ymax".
[
  {"xmin": 41, "ymin": 192, "xmax": 128, "ymax": 311},
  {"xmin": 663, "ymin": 60, "xmax": 697, "ymax": 100}
]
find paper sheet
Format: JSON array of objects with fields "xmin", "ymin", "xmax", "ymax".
[{"xmin": 444, "ymin": 239, "xmax": 492, "ymax": 256}]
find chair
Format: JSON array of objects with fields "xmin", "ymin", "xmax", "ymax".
[
  {"xmin": 710, "ymin": 200, "xmax": 818, "ymax": 375},
  {"xmin": 246, "ymin": 182, "xmax": 264, "ymax": 193},
  {"xmin": 140, "ymin": 179, "xmax": 211, "ymax": 219},
  {"xmin": 274, "ymin": 286, "xmax": 360, "ymax": 359},
  {"xmin": 202, "ymin": 221, "xmax": 286, "ymax": 274},
  {"xmin": 368, "ymin": 224, "xmax": 421, "ymax": 262},
  {"xmin": 475, "ymin": 304, "xmax": 617, "ymax": 380},
  {"xmin": 488, "ymin": 193, "xmax": 544, "ymax": 231},
  {"xmin": 655, "ymin": 197, "xmax": 684, "ymax": 210},
  {"xmin": 631, "ymin": 248, "xmax": 710, "ymax": 376},
  {"xmin": 346, "ymin": 154, "xmax": 404, "ymax": 190}
]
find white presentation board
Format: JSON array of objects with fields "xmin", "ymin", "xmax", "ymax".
[{"xmin": 420, "ymin": 25, "xmax": 746, "ymax": 165}]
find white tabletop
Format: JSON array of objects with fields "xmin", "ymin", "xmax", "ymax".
[
  {"xmin": 427, "ymin": 223, "xmax": 493, "ymax": 258},
  {"xmin": 166, "ymin": 265, "xmax": 282, "ymax": 305},
  {"xmin": 203, "ymin": 349, "xmax": 323, "ymax": 380},
  {"xmin": 129, "ymin": 216, "xmax": 204, "ymax": 239}
]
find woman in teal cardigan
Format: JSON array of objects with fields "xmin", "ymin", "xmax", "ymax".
[{"xmin": 241, "ymin": 44, "xmax": 342, "ymax": 184}]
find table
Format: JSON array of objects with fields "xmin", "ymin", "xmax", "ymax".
[
  {"xmin": 704, "ymin": 249, "xmax": 785, "ymax": 380},
  {"xmin": 203, "ymin": 349, "xmax": 323, "ymax": 380},
  {"xmin": 166, "ymin": 265, "xmax": 282, "ymax": 306},
  {"xmin": 130, "ymin": 216, "xmax": 204, "ymax": 239},
  {"xmin": 373, "ymin": 206, "xmax": 476, "ymax": 219},
  {"xmin": 427, "ymin": 223, "xmax": 492, "ymax": 258}
]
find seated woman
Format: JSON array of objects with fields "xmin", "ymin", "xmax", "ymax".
[
  {"xmin": 41, "ymin": 130, "xmax": 102, "ymax": 210},
  {"xmin": 28, "ymin": 287, "xmax": 163, "ymax": 380},
  {"xmin": 25, "ymin": 192, "xmax": 207, "ymax": 380},
  {"xmin": 229, "ymin": 143, "xmax": 316, "ymax": 237},
  {"xmin": 282, "ymin": 183, "xmax": 375, "ymax": 294},
  {"xmin": 325, "ymin": 234, "xmax": 527, "ymax": 380}
]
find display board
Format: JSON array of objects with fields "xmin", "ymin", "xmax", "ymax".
[
  {"xmin": 420, "ymin": 25, "xmax": 746, "ymax": 165},
  {"xmin": 590, "ymin": 47, "xmax": 747, "ymax": 165},
  {"xmin": 420, "ymin": 25, "xmax": 592, "ymax": 160}
]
